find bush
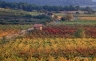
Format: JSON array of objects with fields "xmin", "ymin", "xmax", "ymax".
[
  {"xmin": 74, "ymin": 29, "xmax": 86, "ymax": 38},
  {"xmin": 61, "ymin": 14, "xmax": 74, "ymax": 21},
  {"xmin": 61, "ymin": 17, "xmax": 66, "ymax": 21},
  {"xmin": 65, "ymin": 14, "xmax": 74, "ymax": 21},
  {"xmin": 76, "ymin": 12, "xmax": 80, "ymax": 14}
]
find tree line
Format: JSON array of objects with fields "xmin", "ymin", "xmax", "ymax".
[{"xmin": 0, "ymin": 1, "xmax": 93, "ymax": 12}]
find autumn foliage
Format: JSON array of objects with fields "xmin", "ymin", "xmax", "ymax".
[
  {"xmin": 25, "ymin": 25, "xmax": 96, "ymax": 38},
  {"xmin": 0, "ymin": 25, "xmax": 96, "ymax": 61}
]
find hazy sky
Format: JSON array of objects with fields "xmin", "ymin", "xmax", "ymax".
[{"xmin": 93, "ymin": 0, "xmax": 96, "ymax": 1}]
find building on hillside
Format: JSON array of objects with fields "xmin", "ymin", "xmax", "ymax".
[{"xmin": 33, "ymin": 24, "xmax": 43, "ymax": 30}]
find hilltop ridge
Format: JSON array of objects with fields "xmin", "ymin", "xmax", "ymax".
[{"xmin": 2, "ymin": 0, "xmax": 96, "ymax": 6}]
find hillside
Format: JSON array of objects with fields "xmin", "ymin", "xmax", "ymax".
[
  {"xmin": 0, "ymin": 8, "xmax": 37, "ymax": 24},
  {"xmin": 2, "ymin": 0, "xmax": 96, "ymax": 6},
  {"xmin": 0, "ymin": 8, "xmax": 52, "ymax": 24}
]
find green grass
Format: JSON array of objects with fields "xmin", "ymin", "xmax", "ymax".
[
  {"xmin": 0, "ymin": 8, "xmax": 43, "ymax": 16},
  {"xmin": 54, "ymin": 13, "xmax": 66, "ymax": 16},
  {"xmin": 0, "ymin": 25, "xmax": 32, "ymax": 30},
  {"xmin": 59, "ymin": 20, "xmax": 96, "ymax": 25},
  {"xmin": 29, "ymin": 11, "xmax": 44, "ymax": 16},
  {"xmin": 54, "ymin": 12, "xmax": 96, "ymax": 17},
  {"xmin": 0, "ymin": 8, "xmax": 29, "ymax": 16},
  {"xmin": 0, "ymin": 8, "xmax": 46, "ymax": 24}
]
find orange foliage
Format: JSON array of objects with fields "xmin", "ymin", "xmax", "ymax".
[{"xmin": 0, "ymin": 29, "xmax": 20, "ymax": 38}]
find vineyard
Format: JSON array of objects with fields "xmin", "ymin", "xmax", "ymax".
[
  {"xmin": 0, "ymin": 38, "xmax": 96, "ymax": 61},
  {"xmin": 0, "ymin": 29, "xmax": 20, "ymax": 38},
  {"xmin": 26, "ymin": 25, "xmax": 96, "ymax": 38},
  {"xmin": 0, "ymin": 25, "xmax": 32, "ymax": 38},
  {"xmin": 0, "ymin": 25, "xmax": 96, "ymax": 61},
  {"xmin": 0, "ymin": 3, "xmax": 96, "ymax": 61}
]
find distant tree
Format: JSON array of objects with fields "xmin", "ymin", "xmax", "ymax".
[
  {"xmin": 83, "ymin": 6, "xmax": 93, "ymax": 14},
  {"xmin": 61, "ymin": 14, "xmax": 74, "ymax": 21},
  {"xmin": 22, "ymin": 3, "xmax": 28, "ymax": 10},
  {"xmin": 18, "ymin": 2, "xmax": 23, "ymax": 9},
  {"xmin": 65, "ymin": 14, "xmax": 74, "ymax": 21},
  {"xmin": 76, "ymin": 12, "xmax": 80, "ymax": 14},
  {"xmin": 69, "ymin": 5, "xmax": 75, "ymax": 11},
  {"xmin": 61, "ymin": 17, "xmax": 66, "ymax": 21},
  {"xmin": 75, "ymin": 6, "xmax": 80, "ymax": 11},
  {"xmin": 0, "ymin": 1, "xmax": 93, "ymax": 12},
  {"xmin": 64, "ymin": 6, "xmax": 69, "ymax": 11},
  {"xmin": 85, "ymin": 6, "xmax": 92, "ymax": 11}
]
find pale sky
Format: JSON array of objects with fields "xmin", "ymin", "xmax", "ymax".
[{"xmin": 93, "ymin": 0, "xmax": 96, "ymax": 2}]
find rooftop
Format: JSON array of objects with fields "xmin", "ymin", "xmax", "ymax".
[{"xmin": 33, "ymin": 24, "xmax": 42, "ymax": 27}]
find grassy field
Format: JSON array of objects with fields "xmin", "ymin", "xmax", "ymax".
[
  {"xmin": 58, "ymin": 20, "xmax": 96, "ymax": 25},
  {"xmin": 78, "ymin": 17, "xmax": 96, "ymax": 20},
  {"xmin": 0, "ymin": 25, "xmax": 32, "ymax": 30},
  {"xmin": 0, "ymin": 8, "xmax": 43, "ymax": 17},
  {"xmin": 54, "ymin": 13, "xmax": 66, "ymax": 16},
  {"xmin": 0, "ymin": 8, "xmax": 45, "ymax": 24},
  {"xmin": 54, "ymin": 12, "xmax": 96, "ymax": 17},
  {"xmin": 29, "ymin": 11, "xmax": 43, "ymax": 16},
  {"xmin": 0, "ymin": 8, "xmax": 29, "ymax": 16},
  {"xmin": 74, "ymin": 14, "xmax": 96, "ymax": 17}
]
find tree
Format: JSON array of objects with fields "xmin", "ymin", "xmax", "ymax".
[
  {"xmin": 22, "ymin": 3, "xmax": 28, "ymax": 11},
  {"xmin": 69, "ymin": 5, "xmax": 75, "ymax": 11},
  {"xmin": 75, "ymin": 6, "xmax": 80, "ymax": 11},
  {"xmin": 76, "ymin": 12, "xmax": 80, "ymax": 14},
  {"xmin": 61, "ymin": 14, "xmax": 74, "ymax": 21},
  {"xmin": 0, "ymin": 1, "xmax": 93, "ymax": 12},
  {"xmin": 74, "ymin": 29, "xmax": 86, "ymax": 38},
  {"xmin": 61, "ymin": 17, "xmax": 66, "ymax": 21},
  {"xmin": 65, "ymin": 14, "xmax": 74, "ymax": 21},
  {"xmin": 85, "ymin": 6, "xmax": 92, "ymax": 11}
]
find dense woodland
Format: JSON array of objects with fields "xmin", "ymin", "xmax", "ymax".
[{"xmin": 0, "ymin": 1, "xmax": 93, "ymax": 12}]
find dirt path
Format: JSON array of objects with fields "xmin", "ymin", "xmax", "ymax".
[{"xmin": 6, "ymin": 27, "xmax": 34, "ymax": 39}]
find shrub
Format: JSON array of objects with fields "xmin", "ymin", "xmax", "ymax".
[
  {"xmin": 61, "ymin": 17, "xmax": 66, "ymax": 21},
  {"xmin": 74, "ymin": 29, "xmax": 86, "ymax": 38},
  {"xmin": 61, "ymin": 14, "xmax": 74, "ymax": 21},
  {"xmin": 65, "ymin": 14, "xmax": 74, "ymax": 21}
]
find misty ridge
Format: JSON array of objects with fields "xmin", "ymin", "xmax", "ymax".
[{"xmin": 2, "ymin": 0, "xmax": 96, "ymax": 6}]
